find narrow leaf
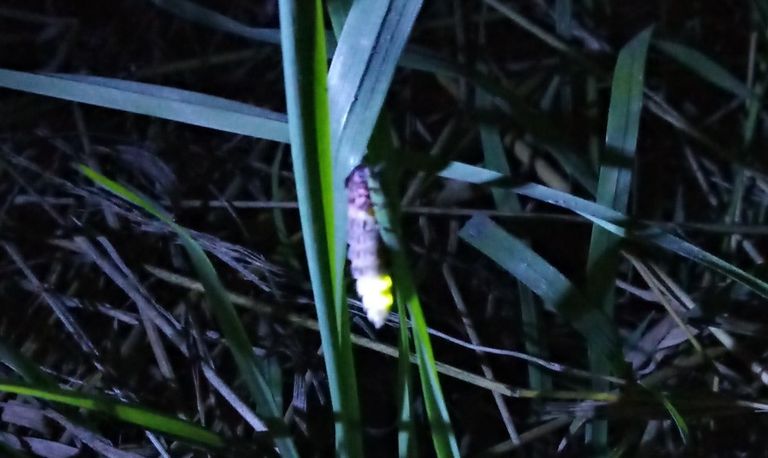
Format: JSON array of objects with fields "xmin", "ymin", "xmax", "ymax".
[
  {"xmin": 459, "ymin": 215, "xmax": 623, "ymax": 371},
  {"xmin": 0, "ymin": 70, "xmax": 289, "ymax": 142},
  {"xmin": 514, "ymin": 183, "xmax": 768, "ymax": 300},
  {"xmin": 0, "ymin": 380, "xmax": 223, "ymax": 447},
  {"xmin": 656, "ymin": 40, "xmax": 753, "ymax": 100},
  {"xmin": 78, "ymin": 166, "xmax": 298, "ymax": 456},
  {"xmin": 277, "ymin": 0, "xmax": 362, "ymax": 455}
]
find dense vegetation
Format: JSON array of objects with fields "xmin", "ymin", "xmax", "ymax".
[{"xmin": 1, "ymin": 1, "xmax": 768, "ymax": 457}]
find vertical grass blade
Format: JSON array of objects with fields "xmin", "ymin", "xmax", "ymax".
[
  {"xmin": 326, "ymin": 0, "xmax": 424, "ymax": 349},
  {"xmin": 477, "ymin": 91, "xmax": 551, "ymax": 393},
  {"xmin": 324, "ymin": 3, "xmax": 460, "ymax": 455},
  {"xmin": 367, "ymin": 118, "xmax": 459, "ymax": 457},
  {"xmin": 585, "ymin": 25, "xmax": 653, "ymax": 448},
  {"xmin": 277, "ymin": 1, "xmax": 362, "ymax": 456},
  {"xmin": 327, "ymin": 0, "xmax": 424, "ymax": 177}
]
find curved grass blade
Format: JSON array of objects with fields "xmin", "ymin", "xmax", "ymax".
[
  {"xmin": 0, "ymin": 70, "xmax": 289, "ymax": 143},
  {"xmin": 0, "ymin": 337, "xmax": 55, "ymax": 387},
  {"xmin": 655, "ymin": 40, "xmax": 753, "ymax": 100},
  {"xmin": 586, "ymin": 25, "xmax": 653, "ymax": 447},
  {"xmin": 514, "ymin": 183, "xmax": 768, "ymax": 300},
  {"xmin": 0, "ymin": 380, "xmax": 224, "ymax": 447},
  {"xmin": 458, "ymin": 215, "xmax": 624, "ymax": 372},
  {"xmin": 77, "ymin": 165, "xmax": 298, "ymax": 457},
  {"xmin": 148, "ymin": 0, "xmax": 281, "ymax": 44},
  {"xmin": 277, "ymin": 1, "xmax": 362, "ymax": 456}
]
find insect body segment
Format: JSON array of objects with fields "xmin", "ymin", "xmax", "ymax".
[{"xmin": 346, "ymin": 166, "xmax": 393, "ymax": 328}]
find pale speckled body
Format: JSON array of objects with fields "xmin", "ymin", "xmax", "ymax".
[{"xmin": 346, "ymin": 165, "xmax": 392, "ymax": 328}]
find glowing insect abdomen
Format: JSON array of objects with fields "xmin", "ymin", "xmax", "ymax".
[{"xmin": 346, "ymin": 166, "xmax": 393, "ymax": 328}]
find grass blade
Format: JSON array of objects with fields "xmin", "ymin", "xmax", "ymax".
[
  {"xmin": 148, "ymin": 0, "xmax": 281, "ymax": 44},
  {"xmin": 0, "ymin": 380, "xmax": 224, "ymax": 448},
  {"xmin": 78, "ymin": 165, "xmax": 298, "ymax": 456},
  {"xmin": 277, "ymin": 1, "xmax": 362, "ymax": 456},
  {"xmin": 327, "ymin": 0, "xmax": 424, "ymax": 349},
  {"xmin": 392, "ymin": 253, "xmax": 461, "ymax": 457},
  {"xmin": 585, "ymin": 25, "xmax": 653, "ymax": 447},
  {"xmin": 325, "ymin": 3, "xmax": 461, "ymax": 455},
  {"xmin": 0, "ymin": 337, "xmax": 55, "ymax": 387},
  {"xmin": 0, "ymin": 70, "xmax": 289, "ymax": 142},
  {"xmin": 367, "ymin": 123, "xmax": 460, "ymax": 457},
  {"xmin": 514, "ymin": 183, "xmax": 768, "ymax": 299},
  {"xmin": 478, "ymin": 90, "xmax": 550, "ymax": 393},
  {"xmin": 458, "ymin": 215, "xmax": 623, "ymax": 372},
  {"xmin": 655, "ymin": 40, "xmax": 753, "ymax": 100},
  {"xmin": 328, "ymin": 0, "xmax": 424, "ymax": 177}
]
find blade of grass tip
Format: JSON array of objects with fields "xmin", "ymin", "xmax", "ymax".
[
  {"xmin": 396, "ymin": 282, "xmax": 416, "ymax": 458},
  {"xmin": 655, "ymin": 40, "xmax": 754, "ymax": 100},
  {"xmin": 0, "ymin": 70, "xmax": 289, "ymax": 143},
  {"xmin": 458, "ymin": 216, "xmax": 624, "ymax": 372},
  {"xmin": 585, "ymin": 25, "xmax": 652, "ymax": 449},
  {"xmin": 366, "ymin": 116, "xmax": 459, "ymax": 457},
  {"xmin": 513, "ymin": 183, "xmax": 768, "ymax": 299},
  {"xmin": 326, "ymin": 0, "xmax": 352, "ymax": 35},
  {"xmin": 277, "ymin": 1, "xmax": 362, "ymax": 456},
  {"xmin": 0, "ymin": 337, "xmax": 56, "ymax": 387},
  {"xmin": 0, "ymin": 380, "xmax": 224, "ymax": 448},
  {"xmin": 477, "ymin": 91, "xmax": 551, "ymax": 393},
  {"xmin": 642, "ymin": 385, "xmax": 689, "ymax": 445},
  {"xmin": 77, "ymin": 166, "xmax": 298, "ymax": 457},
  {"xmin": 328, "ymin": 0, "xmax": 424, "ymax": 178}
]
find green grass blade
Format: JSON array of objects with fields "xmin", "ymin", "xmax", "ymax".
[
  {"xmin": 277, "ymin": 1, "xmax": 362, "ymax": 456},
  {"xmin": 585, "ymin": 25, "xmax": 652, "ymax": 447},
  {"xmin": 436, "ymin": 161, "xmax": 506, "ymax": 183},
  {"xmin": 395, "ymin": 295, "xmax": 416, "ymax": 458},
  {"xmin": 0, "ymin": 337, "xmax": 55, "ymax": 387},
  {"xmin": 148, "ymin": 0, "xmax": 281, "ymax": 44},
  {"xmin": 328, "ymin": 0, "xmax": 424, "ymax": 177},
  {"xmin": 459, "ymin": 216, "xmax": 623, "ymax": 372},
  {"xmin": 367, "ymin": 120, "xmax": 459, "ymax": 457},
  {"xmin": 365, "ymin": 123, "xmax": 418, "ymax": 457},
  {"xmin": 326, "ymin": 3, "xmax": 457, "ymax": 455},
  {"xmin": 78, "ymin": 166, "xmax": 298, "ymax": 457},
  {"xmin": 392, "ymin": 254, "xmax": 460, "ymax": 458},
  {"xmin": 514, "ymin": 183, "xmax": 768, "ymax": 299},
  {"xmin": 0, "ymin": 70, "xmax": 289, "ymax": 142},
  {"xmin": 0, "ymin": 380, "xmax": 224, "ymax": 447},
  {"xmin": 655, "ymin": 40, "xmax": 753, "ymax": 100},
  {"xmin": 327, "ymin": 0, "xmax": 423, "ymax": 339},
  {"xmin": 478, "ymin": 91, "xmax": 550, "ymax": 392}
]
